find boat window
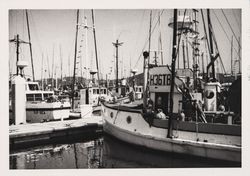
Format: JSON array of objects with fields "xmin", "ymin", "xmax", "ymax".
[
  {"xmin": 26, "ymin": 94, "xmax": 34, "ymax": 101},
  {"xmin": 93, "ymin": 89, "xmax": 97, "ymax": 94},
  {"xmin": 103, "ymin": 89, "xmax": 106, "ymax": 94},
  {"xmin": 44, "ymin": 93, "xmax": 53, "ymax": 99},
  {"xmin": 97, "ymin": 89, "xmax": 99, "ymax": 94},
  {"xmin": 34, "ymin": 94, "xmax": 42, "ymax": 101},
  {"xmin": 28, "ymin": 84, "xmax": 39, "ymax": 91},
  {"xmin": 139, "ymin": 88, "xmax": 142, "ymax": 92}
]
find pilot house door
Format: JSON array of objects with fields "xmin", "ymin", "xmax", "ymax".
[{"xmin": 155, "ymin": 92, "xmax": 169, "ymax": 115}]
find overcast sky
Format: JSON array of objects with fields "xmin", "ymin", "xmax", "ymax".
[{"xmin": 9, "ymin": 9, "xmax": 241, "ymax": 81}]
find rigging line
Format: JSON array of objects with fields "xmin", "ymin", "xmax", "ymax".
[
  {"xmin": 212, "ymin": 31, "xmax": 226, "ymax": 74},
  {"xmin": 209, "ymin": 16, "xmax": 226, "ymax": 74},
  {"xmin": 232, "ymin": 9, "xmax": 241, "ymax": 31},
  {"xmin": 212, "ymin": 10, "xmax": 241, "ymax": 59},
  {"xmin": 133, "ymin": 9, "xmax": 165, "ymax": 69},
  {"xmin": 221, "ymin": 9, "xmax": 241, "ymax": 49}
]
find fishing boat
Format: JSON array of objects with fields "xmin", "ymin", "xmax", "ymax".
[
  {"xmin": 10, "ymin": 76, "xmax": 71, "ymax": 124},
  {"xmin": 101, "ymin": 9, "xmax": 241, "ymax": 163}
]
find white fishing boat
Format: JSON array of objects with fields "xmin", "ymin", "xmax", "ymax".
[
  {"xmin": 25, "ymin": 81, "xmax": 71, "ymax": 123},
  {"xmin": 10, "ymin": 80, "xmax": 71, "ymax": 123},
  {"xmin": 101, "ymin": 66, "xmax": 241, "ymax": 162},
  {"xmin": 101, "ymin": 9, "xmax": 241, "ymax": 163}
]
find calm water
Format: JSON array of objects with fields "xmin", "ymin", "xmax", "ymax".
[{"xmin": 9, "ymin": 135, "xmax": 240, "ymax": 169}]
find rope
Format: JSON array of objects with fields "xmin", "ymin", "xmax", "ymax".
[
  {"xmin": 212, "ymin": 10, "xmax": 241, "ymax": 59},
  {"xmin": 221, "ymin": 9, "xmax": 241, "ymax": 49},
  {"xmin": 231, "ymin": 9, "xmax": 241, "ymax": 32}
]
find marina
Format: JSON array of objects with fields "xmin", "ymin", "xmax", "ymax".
[{"xmin": 8, "ymin": 8, "xmax": 242, "ymax": 169}]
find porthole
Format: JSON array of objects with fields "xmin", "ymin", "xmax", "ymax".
[
  {"xmin": 110, "ymin": 112, "xmax": 113, "ymax": 118},
  {"xmin": 127, "ymin": 116, "xmax": 132, "ymax": 124},
  {"xmin": 205, "ymin": 90, "xmax": 214, "ymax": 99}
]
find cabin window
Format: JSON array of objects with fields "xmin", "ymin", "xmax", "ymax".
[
  {"xmin": 97, "ymin": 89, "xmax": 99, "ymax": 94},
  {"xmin": 93, "ymin": 89, "xmax": 97, "ymax": 94},
  {"xmin": 110, "ymin": 112, "xmax": 113, "ymax": 118},
  {"xmin": 139, "ymin": 88, "xmax": 142, "ymax": 92},
  {"xmin": 26, "ymin": 94, "xmax": 34, "ymax": 101},
  {"xmin": 34, "ymin": 94, "xmax": 42, "ymax": 101},
  {"xmin": 103, "ymin": 89, "xmax": 106, "ymax": 94},
  {"xmin": 28, "ymin": 84, "xmax": 39, "ymax": 91}
]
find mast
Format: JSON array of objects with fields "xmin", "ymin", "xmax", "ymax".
[
  {"xmin": 201, "ymin": 52, "xmax": 205, "ymax": 77},
  {"xmin": 84, "ymin": 16, "xmax": 89, "ymax": 84},
  {"xmin": 238, "ymin": 36, "xmax": 241, "ymax": 74},
  {"xmin": 158, "ymin": 10, "xmax": 163, "ymax": 65},
  {"xmin": 25, "ymin": 10, "xmax": 35, "ymax": 81},
  {"xmin": 91, "ymin": 9, "xmax": 101, "ymax": 89},
  {"xmin": 51, "ymin": 45, "xmax": 54, "ymax": 88},
  {"xmin": 46, "ymin": 54, "xmax": 50, "ymax": 82},
  {"xmin": 71, "ymin": 9, "xmax": 80, "ymax": 109},
  {"xmin": 60, "ymin": 45, "xmax": 63, "ymax": 88},
  {"xmin": 41, "ymin": 53, "xmax": 44, "ymax": 90},
  {"xmin": 112, "ymin": 39, "xmax": 123, "ymax": 92},
  {"xmin": 207, "ymin": 9, "xmax": 215, "ymax": 81},
  {"xmin": 230, "ymin": 36, "xmax": 233, "ymax": 75},
  {"xmin": 16, "ymin": 35, "xmax": 20, "ymax": 75},
  {"xmin": 148, "ymin": 10, "xmax": 152, "ymax": 63},
  {"xmin": 154, "ymin": 51, "xmax": 157, "ymax": 66},
  {"xmin": 182, "ymin": 40, "xmax": 186, "ymax": 69},
  {"xmin": 167, "ymin": 9, "xmax": 178, "ymax": 139},
  {"xmin": 192, "ymin": 9, "xmax": 199, "ymax": 90},
  {"xmin": 186, "ymin": 36, "xmax": 190, "ymax": 69}
]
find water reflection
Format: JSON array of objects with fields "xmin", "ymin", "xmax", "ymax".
[
  {"xmin": 9, "ymin": 135, "xmax": 240, "ymax": 169},
  {"xmin": 10, "ymin": 139, "xmax": 103, "ymax": 169}
]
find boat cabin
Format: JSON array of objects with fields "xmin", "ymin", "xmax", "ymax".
[
  {"xmin": 148, "ymin": 66, "xmax": 183, "ymax": 115},
  {"xmin": 25, "ymin": 82, "xmax": 54, "ymax": 102},
  {"xmin": 79, "ymin": 87, "xmax": 109, "ymax": 106}
]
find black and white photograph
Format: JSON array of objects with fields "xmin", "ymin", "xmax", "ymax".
[{"xmin": 1, "ymin": 0, "xmax": 249, "ymax": 174}]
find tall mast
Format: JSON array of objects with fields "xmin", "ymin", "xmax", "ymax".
[
  {"xmin": 16, "ymin": 35, "xmax": 20, "ymax": 75},
  {"xmin": 192, "ymin": 9, "xmax": 199, "ymax": 90},
  {"xmin": 51, "ymin": 44, "xmax": 54, "ymax": 88},
  {"xmin": 158, "ymin": 10, "xmax": 163, "ymax": 65},
  {"xmin": 167, "ymin": 9, "xmax": 178, "ymax": 138},
  {"xmin": 41, "ymin": 53, "xmax": 44, "ymax": 90},
  {"xmin": 148, "ymin": 10, "xmax": 152, "ymax": 63},
  {"xmin": 84, "ymin": 16, "xmax": 89, "ymax": 84},
  {"xmin": 25, "ymin": 10, "xmax": 35, "ymax": 81},
  {"xmin": 71, "ymin": 9, "xmax": 80, "ymax": 109},
  {"xmin": 238, "ymin": 36, "xmax": 241, "ymax": 74},
  {"xmin": 207, "ymin": 9, "xmax": 215, "ymax": 81},
  {"xmin": 91, "ymin": 9, "xmax": 101, "ymax": 88},
  {"xmin": 60, "ymin": 45, "xmax": 63, "ymax": 87},
  {"xmin": 112, "ymin": 39, "xmax": 123, "ymax": 92},
  {"xmin": 230, "ymin": 36, "xmax": 233, "ymax": 75}
]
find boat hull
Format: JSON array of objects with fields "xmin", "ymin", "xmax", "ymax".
[
  {"xmin": 102, "ymin": 103, "xmax": 241, "ymax": 163},
  {"xmin": 25, "ymin": 101, "xmax": 70, "ymax": 123}
]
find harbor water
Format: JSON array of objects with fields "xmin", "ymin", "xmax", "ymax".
[{"xmin": 10, "ymin": 134, "xmax": 240, "ymax": 169}]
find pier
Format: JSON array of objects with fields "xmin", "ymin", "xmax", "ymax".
[{"xmin": 10, "ymin": 116, "xmax": 103, "ymax": 150}]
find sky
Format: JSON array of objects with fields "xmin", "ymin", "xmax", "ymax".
[{"xmin": 9, "ymin": 9, "xmax": 241, "ymax": 81}]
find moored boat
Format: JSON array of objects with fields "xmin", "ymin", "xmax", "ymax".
[{"xmin": 101, "ymin": 9, "xmax": 241, "ymax": 163}]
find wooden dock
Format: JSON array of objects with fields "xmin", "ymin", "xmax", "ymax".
[{"xmin": 9, "ymin": 116, "xmax": 103, "ymax": 150}]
